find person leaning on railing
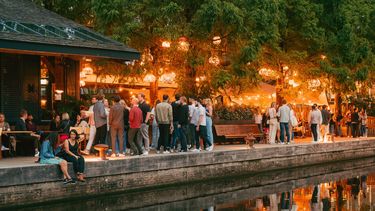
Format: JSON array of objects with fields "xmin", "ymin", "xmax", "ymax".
[{"xmin": 40, "ymin": 132, "xmax": 75, "ymax": 184}]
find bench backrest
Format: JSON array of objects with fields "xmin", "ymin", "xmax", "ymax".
[{"xmin": 214, "ymin": 124, "xmax": 260, "ymax": 136}]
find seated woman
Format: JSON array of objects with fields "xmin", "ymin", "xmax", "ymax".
[
  {"xmin": 50, "ymin": 115, "xmax": 61, "ymax": 131},
  {"xmin": 40, "ymin": 132, "xmax": 75, "ymax": 184},
  {"xmin": 59, "ymin": 113, "xmax": 72, "ymax": 134},
  {"xmin": 74, "ymin": 113, "xmax": 89, "ymax": 128},
  {"xmin": 61, "ymin": 129, "xmax": 86, "ymax": 182}
]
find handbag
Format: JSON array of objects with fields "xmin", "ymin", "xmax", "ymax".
[{"xmin": 291, "ymin": 116, "xmax": 298, "ymax": 127}]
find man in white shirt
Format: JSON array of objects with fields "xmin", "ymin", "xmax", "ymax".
[
  {"xmin": 188, "ymin": 98, "xmax": 198, "ymax": 149},
  {"xmin": 308, "ymin": 105, "xmax": 322, "ymax": 142},
  {"xmin": 194, "ymin": 100, "xmax": 212, "ymax": 151},
  {"xmin": 277, "ymin": 99, "xmax": 291, "ymax": 144}
]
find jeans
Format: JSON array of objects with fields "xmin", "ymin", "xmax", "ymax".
[
  {"xmin": 346, "ymin": 122, "xmax": 352, "ymax": 137},
  {"xmin": 361, "ymin": 125, "xmax": 367, "ymax": 137},
  {"xmin": 178, "ymin": 124, "xmax": 189, "ymax": 151},
  {"xmin": 110, "ymin": 126, "xmax": 124, "ymax": 153},
  {"xmin": 337, "ymin": 124, "xmax": 342, "ymax": 136},
  {"xmin": 128, "ymin": 128, "xmax": 142, "ymax": 155},
  {"xmin": 151, "ymin": 123, "xmax": 160, "ymax": 148},
  {"xmin": 115, "ymin": 129, "xmax": 128, "ymax": 154},
  {"xmin": 311, "ymin": 124, "xmax": 318, "ymax": 142},
  {"xmin": 352, "ymin": 123, "xmax": 359, "ymax": 138},
  {"xmin": 206, "ymin": 117, "xmax": 214, "ymax": 145},
  {"xmin": 279, "ymin": 122, "xmax": 290, "ymax": 143},
  {"xmin": 197, "ymin": 125, "xmax": 211, "ymax": 149},
  {"xmin": 94, "ymin": 124, "xmax": 107, "ymax": 145},
  {"xmin": 158, "ymin": 124, "xmax": 170, "ymax": 151},
  {"xmin": 189, "ymin": 124, "xmax": 196, "ymax": 148},
  {"xmin": 171, "ymin": 121, "xmax": 180, "ymax": 149},
  {"xmin": 137, "ymin": 123, "xmax": 149, "ymax": 153},
  {"xmin": 85, "ymin": 125, "xmax": 96, "ymax": 151}
]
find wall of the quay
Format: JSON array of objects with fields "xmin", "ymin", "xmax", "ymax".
[{"xmin": 1, "ymin": 139, "xmax": 375, "ymax": 207}]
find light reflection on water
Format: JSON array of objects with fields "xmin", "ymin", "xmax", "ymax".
[
  {"xmin": 8, "ymin": 157, "xmax": 375, "ymax": 211},
  {"xmin": 214, "ymin": 175, "xmax": 371, "ymax": 211}
]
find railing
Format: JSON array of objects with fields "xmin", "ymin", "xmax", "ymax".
[{"xmin": 369, "ymin": 116, "xmax": 375, "ymax": 137}]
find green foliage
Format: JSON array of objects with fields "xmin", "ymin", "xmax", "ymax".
[{"xmin": 214, "ymin": 105, "xmax": 253, "ymax": 120}]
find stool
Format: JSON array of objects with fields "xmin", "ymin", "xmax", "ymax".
[{"xmin": 94, "ymin": 144, "xmax": 109, "ymax": 160}]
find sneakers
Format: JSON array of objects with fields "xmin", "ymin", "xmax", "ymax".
[
  {"xmin": 163, "ymin": 150, "xmax": 170, "ymax": 154},
  {"xmin": 63, "ymin": 178, "xmax": 76, "ymax": 185},
  {"xmin": 34, "ymin": 151, "xmax": 40, "ymax": 157},
  {"xmin": 110, "ymin": 154, "xmax": 116, "ymax": 158},
  {"xmin": 142, "ymin": 151, "xmax": 149, "ymax": 156},
  {"xmin": 206, "ymin": 146, "xmax": 213, "ymax": 151},
  {"xmin": 156, "ymin": 150, "xmax": 161, "ymax": 154},
  {"xmin": 118, "ymin": 153, "xmax": 126, "ymax": 157},
  {"xmin": 1, "ymin": 145, "xmax": 9, "ymax": 151},
  {"xmin": 191, "ymin": 149, "xmax": 200, "ymax": 152}
]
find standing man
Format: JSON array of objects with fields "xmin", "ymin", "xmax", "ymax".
[
  {"xmin": 177, "ymin": 96, "xmax": 189, "ymax": 152},
  {"xmin": 109, "ymin": 95, "xmax": 125, "ymax": 157},
  {"xmin": 171, "ymin": 94, "xmax": 181, "ymax": 151},
  {"xmin": 82, "ymin": 96, "xmax": 97, "ymax": 155},
  {"xmin": 320, "ymin": 105, "xmax": 330, "ymax": 143},
  {"xmin": 351, "ymin": 108, "xmax": 360, "ymax": 138},
  {"xmin": 188, "ymin": 98, "xmax": 198, "ymax": 149},
  {"xmin": 155, "ymin": 95, "xmax": 173, "ymax": 154},
  {"xmin": 277, "ymin": 99, "xmax": 291, "ymax": 144},
  {"xmin": 308, "ymin": 105, "xmax": 322, "ymax": 143},
  {"xmin": 137, "ymin": 93, "xmax": 151, "ymax": 155},
  {"xmin": 196, "ymin": 99, "xmax": 212, "ymax": 151},
  {"xmin": 93, "ymin": 94, "xmax": 107, "ymax": 145},
  {"xmin": 128, "ymin": 98, "xmax": 143, "ymax": 156}
]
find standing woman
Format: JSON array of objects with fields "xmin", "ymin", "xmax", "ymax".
[
  {"xmin": 204, "ymin": 99, "xmax": 214, "ymax": 147},
  {"xmin": 151, "ymin": 100, "xmax": 161, "ymax": 149},
  {"xmin": 345, "ymin": 110, "xmax": 352, "ymax": 137},
  {"xmin": 120, "ymin": 99, "xmax": 130, "ymax": 154},
  {"xmin": 254, "ymin": 108, "xmax": 263, "ymax": 133},
  {"xmin": 40, "ymin": 132, "xmax": 75, "ymax": 184},
  {"xmin": 104, "ymin": 99, "xmax": 111, "ymax": 148},
  {"xmin": 268, "ymin": 102, "xmax": 278, "ymax": 144},
  {"xmin": 62, "ymin": 129, "xmax": 85, "ymax": 182},
  {"xmin": 359, "ymin": 108, "xmax": 367, "ymax": 137}
]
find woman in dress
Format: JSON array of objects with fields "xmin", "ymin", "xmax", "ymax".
[
  {"xmin": 62, "ymin": 129, "xmax": 86, "ymax": 182},
  {"xmin": 40, "ymin": 132, "xmax": 75, "ymax": 184},
  {"xmin": 268, "ymin": 102, "xmax": 278, "ymax": 144}
]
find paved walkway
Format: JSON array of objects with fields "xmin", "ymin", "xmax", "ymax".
[{"xmin": 0, "ymin": 137, "xmax": 372, "ymax": 169}]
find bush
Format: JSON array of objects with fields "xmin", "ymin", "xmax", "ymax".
[{"xmin": 214, "ymin": 105, "xmax": 254, "ymax": 120}]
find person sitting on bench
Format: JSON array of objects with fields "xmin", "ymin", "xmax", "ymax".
[
  {"xmin": 0, "ymin": 113, "xmax": 14, "ymax": 154},
  {"xmin": 15, "ymin": 109, "xmax": 41, "ymax": 157}
]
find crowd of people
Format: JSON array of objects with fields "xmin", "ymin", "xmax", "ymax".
[
  {"xmin": 73, "ymin": 93, "xmax": 216, "ymax": 157},
  {"xmin": 263, "ymin": 100, "xmax": 369, "ymax": 144}
]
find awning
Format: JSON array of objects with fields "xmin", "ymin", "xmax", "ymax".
[{"xmin": 0, "ymin": 0, "xmax": 140, "ymax": 60}]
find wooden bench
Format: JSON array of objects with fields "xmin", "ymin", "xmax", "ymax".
[{"xmin": 214, "ymin": 124, "xmax": 264, "ymax": 144}]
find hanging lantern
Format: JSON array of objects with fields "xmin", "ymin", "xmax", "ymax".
[
  {"xmin": 259, "ymin": 68, "xmax": 276, "ymax": 77},
  {"xmin": 80, "ymin": 80, "xmax": 86, "ymax": 87},
  {"xmin": 178, "ymin": 37, "xmax": 189, "ymax": 52},
  {"xmin": 308, "ymin": 79, "xmax": 321, "ymax": 89},
  {"xmin": 143, "ymin": 73, "xmax": 156, "ymax": 83},
  {"xmin": 159, "ymin": 72, "xmax": 176, "ymax": 84},
  {"xmin": 162, "ymin": 41, "xmax": 171, "ymax": 48},
  {"xmin": 320, "ymin": 54, "xmax": 327, "ymax": 60},
  {"xmin": 212, "ymin": 36, "xmax": 221, "ymax": 45},
  {"xmin": 288, "ymin": 79, "xmax": 300, "ymax": 87},
  {"xmin": 82, "ymin": 65, "xmax": 93, "ymax": 75},
  {"xmin": 209, "ymin": 55, "xmax": 220, "ymax": 66}
]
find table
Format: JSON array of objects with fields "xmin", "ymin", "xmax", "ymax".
[{"xmin": 0, "ymin": 130, "xmax": 33, "ymax": 159}]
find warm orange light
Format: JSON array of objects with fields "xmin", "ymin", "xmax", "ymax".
[
  {"xmin": 143, "ymin": 73, "xmax": 156, "ymax": 83},
  {"xmin": 320, "ymin": 54, "xmax": 327, "ymax": 60},
  {"xmin": 161, "ymin": 41, "xmax": 171, "ymax": 48},
  {"xmin": 212, "ymin": 36, "xmax": 221, "ymax": 45}
]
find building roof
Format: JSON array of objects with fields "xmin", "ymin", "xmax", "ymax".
[{"xmin": 0, "ymin": 0, "xmax": 140, "ymax": 60}]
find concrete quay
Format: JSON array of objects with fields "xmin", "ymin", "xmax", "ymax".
[{"xmin": 0, "ymin": 138, "xmax": 374, "ymax": 207}]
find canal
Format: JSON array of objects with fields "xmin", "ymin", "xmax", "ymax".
[{"xmin": 6, "ymin": 157, "xmax": 375, "ymax": 211}]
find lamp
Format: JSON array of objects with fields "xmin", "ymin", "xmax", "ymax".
[
  {"xmin": 212, "ymin": 36, "xmax": 221, "ymax": 45},
  {"xmin": 83, "ymin": 66, "xmax": 93, "ymax": 75},
  {"xmin": 162, "ymin": 41, "xmax": 171, "ymax": 48},
  {"xmin": 143, "ymin": 73, "xmax": 156, "ymax": 83},
  {"xmin": 209, "ymin": 55, "xmax": 220, "ymax": 66},
  {"xmin": 178, "ymin": 37, "xmax": 189, "ymax": 51}
]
